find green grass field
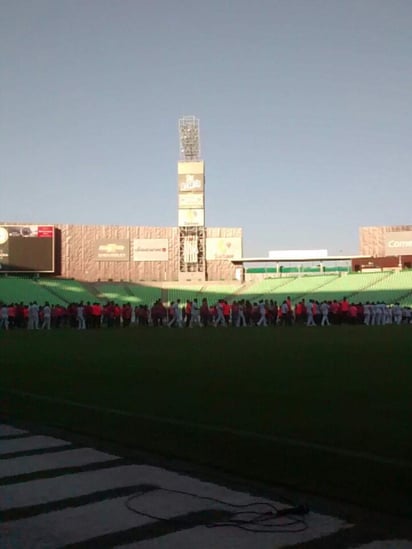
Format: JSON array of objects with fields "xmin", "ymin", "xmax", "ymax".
[{"xmin": 1, "ymin": 325, "xmax": 411, "ymax": 516}]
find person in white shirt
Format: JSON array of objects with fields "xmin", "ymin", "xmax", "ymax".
[
  {"xmin": 0, "ymin": 304, "xmax": 9, "ymax": 330},
  {"xmin": 175, "ymin": 299, "xmax": 183, "ymax": 328},
  {"xmin": 236, "ymin": 300, "xmax": 247, "ymax": 327},
  {"xmin": 190, "ymin": 298, "xmax": 200, "ymax": 327},
  {"xmin": 320, "ymin": 301, "xmax": 330, "ymax": 326},
  {"xmin": 168, "ymin": 300, "xmax": 183, "ymax": 328},
  {"xmin": 77, "ymin": 302, "xmax": 86, "ymax": 330},
  {"xmin": 384, "ymin": 304, "xmax": 392, "ymax": 325},
  {"xmin": 30, "ymin": 302, "xmax": 39, "ymax": 330},
  {"xmin": 363, "ymin": 303, "xmax": 371, "ymax": 326},
  {"xmin": 279, "ymin": 301, "xmax": 290, "ymax": 326},
  {"xmin": 306, "ymin": 300, "xmax": 316, "ymax": 326},
  {"xmin": 167, "ymin": 301, "xmax": 176, "ymax": 327},
  {"xmin": 257, "ymin": 301, "xmax": 267, "ymax": 327},
  {"xmin": 214, "ymin": 301, "xmax": 226, "ymax": 327},
  {"xmin": 374, "ymin": 303, "xmax": 383, "ymax": 326},
  {"xmin": 370, "ymin": 303, "xmax": 377, "ymax": 326},
  {"xmin": 42, "ymin": 302, "xmax": 51, "ymax": 330},
  {"xmin": 393, "ymin": 304, "xmax": 402, "ymax": 325}
]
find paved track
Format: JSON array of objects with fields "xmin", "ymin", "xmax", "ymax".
[{"xmin": 0, "ymin": 424, "xmax": 410, "ymax": 548}]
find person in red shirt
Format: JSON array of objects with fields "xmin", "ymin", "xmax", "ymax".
[
  {"xmin": 85, "ymin": 302, "xmax": 93, "ymax": 329},
  {"xmin": 340, "ymin": 297, "xmax": 350, "ymax": 324},
  {"xmin": 92, "ymin": 303, "xmax": 102, "ymax": 328},
  {"xmin": 8, "ymin": 304, "xmax": 16, "ymax": 330},
  {"xmin": 349, "ymin": 303, "xmax": 358, "ymax": 324},
  {"xmin": 200, "ymin": 298, "xmax": 210, "ymax": 327},
  {"xmin": 185, "ymin": 300, "xmax": 192, "ymax": 328},
  {"xmin": 114, "ymin": 304, "xmax": 121, "ymax": 327},
  {"xmin": 122, "ymin": 302, "xmax": 132, "ymax": 327},
  {"xmin": 330, "ymin": 300, "xmax": 339, "ymax": 325},
  {"xmin": 223, "ymin": 301, "xmax": 231, "ymax": 325},
  {"xmin": 295, "ymin": 301, "xmax": 303, "ymax": 324},
  {"xmin": 105, "ymin": 302, "xmax": 115, "ymax": 328}
]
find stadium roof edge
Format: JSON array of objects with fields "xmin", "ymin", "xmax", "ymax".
[{"xmin": 231, "ymin": 255, "xmax": 371, "ymax": 264}]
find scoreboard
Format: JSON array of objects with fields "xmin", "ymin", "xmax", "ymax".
[{"xmin": 0, "ymin": 225, "xmax": 55, "ymax": 273}]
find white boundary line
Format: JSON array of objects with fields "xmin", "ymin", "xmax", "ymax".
[{"xmin": 2, "ymin": 388, "xmax": 412, "ymax": 469}]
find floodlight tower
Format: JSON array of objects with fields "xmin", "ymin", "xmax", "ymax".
[
  {"xmin": 179, "ymin": 116, "xmax": 201, "ymax": 161},
  {"xmin": 177, "ymin": 116, "xmax": 206, "ymax": 281}
]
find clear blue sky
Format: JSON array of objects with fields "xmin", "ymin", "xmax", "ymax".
[{"xmin": 1, "ymin": 0, "xmax": 411, "ymax": 256}]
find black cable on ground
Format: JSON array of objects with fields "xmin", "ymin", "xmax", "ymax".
[{"xmin": 124, "ymin": 486, "xmax": 309, "ymax": 534}]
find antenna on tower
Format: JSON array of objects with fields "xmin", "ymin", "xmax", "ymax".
[{"xmin": 178, "ymin": 116, "xmax": 201, "ymax": 161}]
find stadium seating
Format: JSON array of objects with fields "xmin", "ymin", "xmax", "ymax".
[
  {"xmin": 37, "ymin": 278, "xmax": 97, "ymax": 304},
  {"xmin": 2, "ymin": 271, "xmax": 411, "ymax": 309},
  {"xmin": 93, "ymin": 283, "xmax": 138, "ymax": 304},
  {"xmin": 263, "ymin": 274, "xmax": 339, "ymax": 303},
  {"xmin": 0, "ymin": 277, "xmax": 57, "ymax": 304},
  {"xmin": 246, "ymin": 266, "xmax": 350, "ymax": 274},
  {"xmin": 350, "ymin": 270, "xmax": 412, "ymax": 306},
  {"xmin": 237, "ymin": 277, "xmax": 297, "ymax": 301},
  {"xmin": 197, "ymin": 284, "xmax": 240, "ymax": 302},
  {"xmin": 307, "ymin": 272, "xmax": 392, "ymax": 302},
  {"xmin": 166, "ymin": 285, "xmax": 203, "ymax": 304},
  {"xmin": 125, "ymin": 284, "xmax": 162, "ymax": 305}
]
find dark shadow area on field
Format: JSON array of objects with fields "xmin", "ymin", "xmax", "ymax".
[
  {"xmin": 2, "ymin": 389, "xmax": 412, "ymax": 520},
  {"xmin": 1, "ymin": 325, "xmax": 412, "ymax": 520},
  {"xmin": 4, "ymin": 418, "xmax": 412, "ymax": 549}
]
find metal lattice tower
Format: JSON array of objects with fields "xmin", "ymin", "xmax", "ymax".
[
  {"xmin": 179, "ymin": 116, "xmax": 201, "ymax": 161},
  {"xmin": 177, "ymin": 115, "xmax": 206, "ymax": 281}
]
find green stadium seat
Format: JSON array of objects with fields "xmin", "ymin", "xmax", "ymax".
[
  {"xmin": 310, "ymin": 272, "xmax": 391, "ymax": 303},
  {"xmin": 0, "ymin": 277, "xmax": 58, "ymax": 304},
  {"xmin": 37, "ymin": 278, "xmax": 97, "ymax": 304},
  {"xmin": 125, "ymin": 284, "xmax": 162, "ymax": 305},
  {"xmin": 94, "ymin": 283, "xmax": 139, "ymax": 304},
  {"xmin": 350, "ymin": 271, "xmax": 412, "ymax": 306}
]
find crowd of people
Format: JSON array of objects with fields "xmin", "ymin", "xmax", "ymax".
[{"xmin": 0, "ymin": 297, "xmax": 411, "ymax": 330}]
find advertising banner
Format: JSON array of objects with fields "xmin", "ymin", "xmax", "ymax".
[
  {"xmin": 206, "ymin": 237, "xmax": 243, "ymax": 260},
  {"xmin": 133, "ymin": 239, "xmax": 169, "ymax": 261},
  {"xmin": 178, "ymin": 174, "xmax": 204, "ymax": 193},
  {"xmin": 384, "ymin": 232, "xmax": 412, "ymax": 255},
  {"xmin": 95, "ymin": 239, "xmax": 130, "ymax": 261},
  {"xmin": 178, "ymin": 209, "xmax": 204, "ymax": 227},
  {"xmin": 178, "ymin": 193, "xmax": 204, "ymax": 209}
]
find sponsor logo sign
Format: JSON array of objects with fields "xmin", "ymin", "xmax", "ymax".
[
  {"xmin": 206, "ymin": 237, "xmax": 243, "ymax": 260},
  {"xmin": 384, "ymin": 231, "xmax": 412, "ymax": 255},
  {"xmin": 178, "ymin": 174, "xmax": 204, "ymax": 193},
  {"xmin": 95, "ymin": 239, "xmax": 130, "ymax": 261},
  {"xmin": 178, "ymin": 193, "xmax": 204, "ymax": 209},
  {"xmin": 178, "ymin": 209, "xmax": 205, "ymax": 227},
  {"xmin": 133, "ymin": 239, "xmax": 169, "ymax": 261},
  {"xmin": 0, "ymin": 225, "xmax": 54, "ymax": 239}
]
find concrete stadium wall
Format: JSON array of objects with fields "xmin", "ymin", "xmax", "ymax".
[
  {"xmin": 56, "ymin": 224, "xmax": 242, "ymax": 282},
  {"xmin": 57, "ymin": 225, "xmax": 179, "ymax": 282},
  {"xmin": 204, "ymin": 227, "xmax": 242, "ymax": 281},
  {"xmin": 360, "ymin": 225, "xmax": 412, "ymax": 257}
]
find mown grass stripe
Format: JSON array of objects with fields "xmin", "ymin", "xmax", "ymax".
[{"xmin": 3, "ymin": 388, "xmax": 411, "ymax": 470}]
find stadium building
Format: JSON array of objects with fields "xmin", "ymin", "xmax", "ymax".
[
  {"xmin": 356, "ymin": 225, "xmax": 412, "ymax": 270},
  {"xmin": 1, "ymin": 117, "xmax": 411, "ymax": 298},
  {"xmin": 0, "ymin": 117, "xmax": 242, "ymax": 283}
]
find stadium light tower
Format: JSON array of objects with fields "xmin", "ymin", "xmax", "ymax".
[
  {"xmin": 179, "ymin": 116, "xmax": 201, "ymax": 161},
  {"xmin": 177, "ymin": 116, "xmax": 206, "ymax": 281}
]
